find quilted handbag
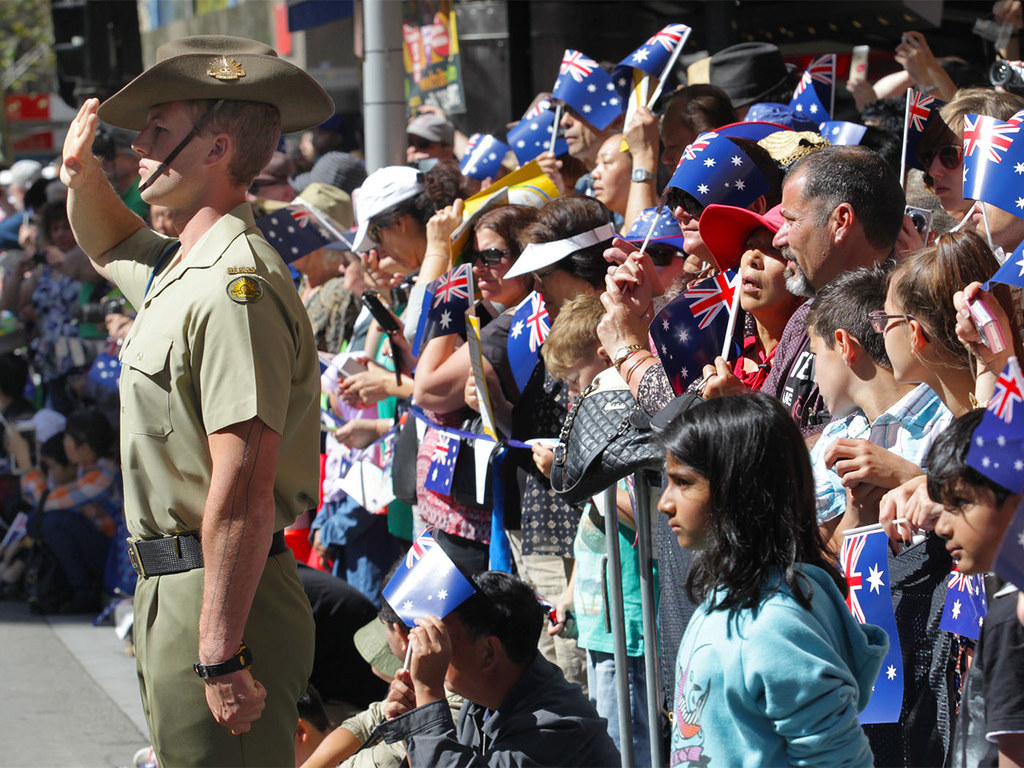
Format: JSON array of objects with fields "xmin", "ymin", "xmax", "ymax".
[{"xmin": 549, "ymin": 367, "xmax": 665, "ymax": 505}]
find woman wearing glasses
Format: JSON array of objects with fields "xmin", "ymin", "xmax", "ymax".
[
  {"xmin": 916, "ymin": 89, "xmax": 1024, "ymax": 224},
  {"xmin": 875, "ymin": 230, "xmax": 1023, "ymax": 540}
]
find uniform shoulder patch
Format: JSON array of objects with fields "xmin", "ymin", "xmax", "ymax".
[{"xmin": 226, "ymin": 275, "xmax": 264, "ymax": 304}]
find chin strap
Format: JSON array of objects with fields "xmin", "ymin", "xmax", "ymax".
[{"xmin": 138, "ymin": 99, "xmax": 225, "ymax": 194}]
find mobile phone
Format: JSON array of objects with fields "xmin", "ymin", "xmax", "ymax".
[
  {"xmin": 904, "ymin": 205, "xmax": 933, "ymax": 245},
  {"xmin": 967, "ymin": 296, "xmax": 1008, "ymax": 354},
  {"xmin": 850, "ymin": 45, "xmax": 869, "ymax": 83},
  {"xmin": 361, "ymin": 290, "xmax": 401, "ymax": 335}
]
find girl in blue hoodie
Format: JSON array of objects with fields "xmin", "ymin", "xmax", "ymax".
[{"xmin": 658, "ymin": 394, "xmax": 888, "ymax": 768}]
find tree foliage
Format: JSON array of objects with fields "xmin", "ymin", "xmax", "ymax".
[{"xmin": 0, "ymin": 0, "xmax": 56, "ymax": 93}]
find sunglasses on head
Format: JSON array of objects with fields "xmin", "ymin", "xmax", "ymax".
[
  {"xmin": 919, "ymin": 144, "xmax": 962, "ymax": 171},
  {"xmin": 467, "ymin": 247, "xmax": 509, "ymax": 266}
]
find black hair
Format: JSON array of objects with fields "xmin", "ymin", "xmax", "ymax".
[
  {"xmin": 40, "ymin": 432, "xmax": 69, "ymax": 467},
  {"xmin": 659, "ymin": 394, "xmax": 846, "ymax": 615},
  {"xmin": 805, "ymin": 264, "xmax": 893, "ymax": 369},
  {"xmin": 0, "ymin": 353, "xmax": 29, "ymax": 401},
  {"xmin": 369, "ymin": 160, "xmax": 465, "ymax": 234},
  {"xmin": 450, "ymin": 571, "xmax": 544, "ymax": 666},
  {"xmin": 788, "ymin": 145, "xmax": 905, "ymax": 252},
  {"xmin": 524, "ymin": 196, "xmax": 613, "ymax": 289},
  {"xmin": 377, "ymin": 557, "xmax": 403, "ymax": 626},
  {"xmin": 858, "ymin": 125, "xmax": 903, "ymax": 177},
  {"xmin": 296, "ymin": 684, "xmax": 330, "ymax": 734},
  {"xmin": 860, "ymin": 97, "xmax": 906, "ymax": 137},
  {"xmin": 65, "ymin": 408, "xmax": 115, "ymax": 459},
  {"xmin": 926, "ymin": 409, "xmax": 1016, "ymax": 503},
  {"xmin": 659, "ymin": 85, "xmax": 736, "ymax": 133}
]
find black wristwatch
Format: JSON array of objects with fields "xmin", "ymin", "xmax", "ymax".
[{"xmin": 194, "ymin": 642, "xmax": 252, "ymax": 679}]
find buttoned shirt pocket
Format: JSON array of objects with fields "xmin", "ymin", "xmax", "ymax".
[{"xmin": 120, "ymin": 333, "xmax": 174, "ymax": 437}]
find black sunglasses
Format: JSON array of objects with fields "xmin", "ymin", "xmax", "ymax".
[
  {"xmin": 643, "ymin": 243, "xmax": 683, "ymax": 266},
  {"xmin": 919, "ymin": 144, "xmax": 962, "ymax": 171},
  {"xmin": 467, "ymin": 247, "xmax": 509, "ymax": 266}
]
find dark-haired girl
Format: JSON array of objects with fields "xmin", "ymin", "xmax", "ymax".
[{"xmin": 658, "ymin": 394, "xmax": 886, "ymax": 767}]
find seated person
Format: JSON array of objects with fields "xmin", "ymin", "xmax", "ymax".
[
  {"xmin": 927, "ymin": 410, "xmax": 1024, "ymax": 767},
  {"xmin": 300, "ymin": 565, "xmax": 464, "ymax": 768},
  {"xmin": 804, "ymin": 266, "xmax": 952, "ymax": 551},
  {"xmin": 378, "ymin": 571, "xmax": 620, "ymax": 767},
  {"xmin": 295, "ymin": 685, "xmax": 332, "ymax": 767}
]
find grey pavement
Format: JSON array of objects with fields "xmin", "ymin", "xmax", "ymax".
[{"xmin": 0, "ymin": 599, "xmax": 150, "ymax": 768}]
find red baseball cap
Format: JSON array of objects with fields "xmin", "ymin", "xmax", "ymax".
[{"xmin": 698, "ymin": 203, "xmax": 785, "ymax": 271}]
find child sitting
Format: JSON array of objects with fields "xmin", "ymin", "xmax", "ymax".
[
  {"xmin": 805, "ymin": 266, "xmax": 952, "ymax": 550},
  {"xmin": 533, "ymin": 294, "xmax": 653, "ymax": 767},
  {"xmin": 927, "ymin": 410, "xmax": 1024, "ymax": 767}
]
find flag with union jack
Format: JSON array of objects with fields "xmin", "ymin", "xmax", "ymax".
[
  {"xmin": 961, "ymin": 114, "xmax": 1024, "ymax": 216},
  {"xmin": 506, "ymin": 106, "xmax": 569, "ymax": 165},
  {"xmin": 424, "ymin": 431, "xmax": 461, "ymax": 495},
  {"xmin": 840, "ymin": 525, "xmax": 903, "ymax": 724},
  {"xmin": 411, "ymin": 264, "xmax": 474, "ymax": 356},
  {"xmin": 967, "ymin": 356, "xmax": 1024, "ymax": 494},
  {"xmin": 382, "ymin": 529, "xmax": 477, "ymax": 627},
  {"xmin": 902, "ymin": 89, "xmax": 946, "ymax": 173},
  {"xmin": 668, "ymin": 132, "xmax": 771, "ymax": 210},
  {"xmin": 255, "ymin": 203, "xmax": 337, "ymax": 264},
  {"xmin": 611, "ymin": 24, "xmax": 692, "ymax": 102},
  {"xmin": 938, "ymin": 567, "xmax": 987, "ymax": 640},
  {"xmin": 648, "ymin": 271, "xmax": 740, "ymax": 395},
  {"xmin": 507, "ymin": 291, "xmax": 550, "ymax": 391},
  {"xmin": 551, "ymin": 48, "xmax": 623, "ymax": 131},
  {"xmin": 789, "ymin": 54, "xmax": 835, "ymax": 119}
]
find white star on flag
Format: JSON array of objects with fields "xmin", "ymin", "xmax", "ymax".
[
  {"xmin": 809, "ymin": 104, "xmax": 818, "ymax": 114},
  {"xmin": 587, "ymin": 83, "xmax": 597, "ymax": 93},
  {"xmin": 439, "ymin": 309, "xmax": 452, "ymax": 328},
  {"xmin": 697, "ymin": 183, "xmax": 709, "ymax": 195},
  {"xmin": 886, "ymin": 665, "xmax": 897, "ymax": 681},
  {"xmin": 731, "ymin": 155, "xmax": 743, "ymax": 166},
  {"xmin": 437, "ymin": 588, "xmax": 448, "ymax": 600},
  {"xmin": 704, "ymin": 157, "xmax": 716, "ymax": 167},
  {"xmin": 951, "ymin": 598, "xmax": 962, "ymax": 619},
  {"xmin": 1016, "ymin": 161, "xmax": 1024, "ymax": 174},
  {"xmin": 734, "ymin": 179, "xmax": 746, "ymax": 191},
  {"xmin": 511, "ymin": 320, "xmax": 524, "ymax": 338},
  {"xmin": 632, "ymin": 48, "xmax": 650, "ymax": 63},
  {"xmin": 867, "ymin": 564, "xmax": 885, "ymax": 594}
]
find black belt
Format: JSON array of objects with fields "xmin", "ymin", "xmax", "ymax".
[{"xmin": 127, "ymin": 530, "xmax": 288, "ymax": 579}]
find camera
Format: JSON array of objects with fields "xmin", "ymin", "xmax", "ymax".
[
  {"xmin": 989, "ymin": 59, "xmax": 1024, "ymax": 94},
  {"xmin": 904, "ymin": 205, "xmax": 933, "ymax": 245},
  {"xmin": 75, "ymin": 295, "xmax": 128, "ymax": 325}
]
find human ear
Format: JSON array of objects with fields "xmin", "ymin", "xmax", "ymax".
[
  {"xmin": 834, "ymin": 328, "xmax": 859, "ymax": 366},
  {"xmin": 748, "ymin": 195, "xmax": 767, "ymax": 215},
  {"xmin": 832, "ymin": 202, "xmax": 854, "ymax": 243},
  {"xmin": 207, "ymin": 135, "xmax": 229, "ymax": 162}
]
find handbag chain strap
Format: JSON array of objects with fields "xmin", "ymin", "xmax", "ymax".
[{"xmin": 557, "ymin": 379, "xmax": 600, "ymax": 444}]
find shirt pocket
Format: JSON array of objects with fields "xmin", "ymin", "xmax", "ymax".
[{"xmin": 120, "ymin": 333, "xmax": 174, "ymax": 437}]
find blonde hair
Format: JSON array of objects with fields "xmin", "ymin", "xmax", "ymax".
[{"xmin": 541, "ymin": 294, "xmax": 606, "ymax": 379}]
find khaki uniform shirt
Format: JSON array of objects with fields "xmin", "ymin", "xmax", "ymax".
[{"xmin": 107, "ymin": 203, "xmax": 319, "ymax": 539}]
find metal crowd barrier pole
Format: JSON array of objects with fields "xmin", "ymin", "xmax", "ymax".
[
  {"xmin": 634, "ymin": 470, "xmax": 664, "ymax": 767},
  {"xmin": 602, "ymin": 484, "xmax": 635, "ymax": 768}
]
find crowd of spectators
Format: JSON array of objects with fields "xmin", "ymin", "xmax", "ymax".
[{"xmin": 5, "ymin": 4, "xmax": 1024, "ymax": 766}]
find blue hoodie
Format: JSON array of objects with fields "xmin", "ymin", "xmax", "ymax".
[{"xmin": 671, "ymin": 563, "xmax": 887, "ymax": 768}]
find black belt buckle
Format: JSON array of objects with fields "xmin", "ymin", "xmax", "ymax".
[{"xmin": 126, "ymin": 537, "xmax": 147, "ymax": 579}]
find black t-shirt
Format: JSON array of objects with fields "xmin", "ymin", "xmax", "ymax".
[{"xmin": 950, "ymin": 586, "xmax": 1024, "ymax": 767}]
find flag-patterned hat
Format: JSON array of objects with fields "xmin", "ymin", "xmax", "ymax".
[{"xmin": 552, "ymin": 49, "xmax": 624, "ymax": 130}]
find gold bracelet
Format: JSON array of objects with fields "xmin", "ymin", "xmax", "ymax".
[{"xmin": 624, "ymin": 354, "xmax": 655, "ymax": 387}]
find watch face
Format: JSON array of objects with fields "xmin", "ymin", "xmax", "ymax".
[{"xmin": 631, "ymin": 169, "xmax": 652, "ymax": 183}]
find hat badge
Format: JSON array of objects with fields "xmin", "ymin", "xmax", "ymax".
[{"xmin": 207, "ymin": 57, "xmax": 246, "ymax": 81}]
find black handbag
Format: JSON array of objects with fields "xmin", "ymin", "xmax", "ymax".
[
  {"xmin": 549, "ymin": 367, "xmax": 665, "ymax": 505},
  {"xmin": 391, "ymin": 408, "xmax": 419, "ymax": 505}
]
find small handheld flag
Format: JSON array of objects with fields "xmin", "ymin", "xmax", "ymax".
[
  {"xmin": 424, "ymin": 432, "xmax": 460, "ymax": 495},
  {"xmin": 938, "ymin": 568, "xmax": 987, "ymax": 641},
  {"xmin": 840, "ymin": 524, "xmax": 903, "ymax": 724},
  {"xmin": 382, "ymin": 529, "xmax": 476, "ymax": 627},
  {"xmin": 552, "ymin": 49, "xmax": 624, "ymax": 131},
  {"xmin": 507, "ymin": 291, "xmax": 550, "ymax": 392},
  {"xmin": 411, "ymin": 264, "xmax": 474, "ymax": 356},
  {"xmin": 789, "ymin": 54, "xmax": 835, "ymax": 120},
  {"xmin": 461, "ymin": 133, "xmax": 511, "ymax": 181},
  {"xmin": 966, "ymin": 356, "xmax": 1024, "ymax": 494}
]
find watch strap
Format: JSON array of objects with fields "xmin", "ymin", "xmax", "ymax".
[
  {"xmin": 194, "ymin": 642, "xmax": 252, "ymax": 679},
  {"xmin": 612, "ymin": 344, "xmax": 646, "ymax": 368},
  {"xmin": 631, "ymin": 168, "xmax": 654, "ymax": 183}
]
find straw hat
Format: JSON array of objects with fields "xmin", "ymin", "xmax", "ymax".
[{"xmin": 98, "ymin": 35, "xmax": 333, "ymax": 134}]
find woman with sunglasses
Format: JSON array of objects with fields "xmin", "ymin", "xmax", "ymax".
[
  {"xmin": 916, "ymin": 89, "xmax": 1024, "ymax": 223},
  {"xmin": 876, "ymin": 230, "xmax": 1023, "ymax": 540}
]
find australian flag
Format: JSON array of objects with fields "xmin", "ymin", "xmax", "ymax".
[
  {"xmin": 381, "ymin": 529, "xmax": 476, "ymax": 627},
  {"xmin": 612, "ymin": 24, "xmax": 692, "ymax": 101},
  {"xmin": 939, "ymin": 568, "xmax": 987, "ymax": 641},
  {"xmin": 986, "ymin": 238, "xmax": 1024, "ymax": 290},
  {"xmin": 507, "ymin": 291, "xmax": 550, "ymax": 391},
  {"xmin": 461, "ymin": 133, "xmax": 510, "ymax": 181},
  {"xmin": 789, "ymin": 54, "xmax": 835, "ymax": 120},
  {"xmin": 961, "ymin": 113, "xmax": 1024, "ymax": 216},
  {"xmin": 624, "ymin": 206, "xmax": 686, "ymax": 250},
  {"xmin": 424, "ymin": 432, "xmax": 460, "ymax": 495},
  {"xmin": 903, "ymin": 89, "xmax": 946, "ymax": 172},
  {"xmin": 840, "ymin": 525, "xmax": 903, "ymax": 724},
  {"xmin": 820, "ymin": 120, "xmax": 868, "ymax": 146},
  {"xmin": 995, "ymin": 499, "xmax": 1024, "ymax": 589},
  {"xmin": 507, "ymin": 104, "xmax": 568, "ymax": 165},
  {"xmin": 255, "ymin": 204, "xmax": 338, "ymax": 264},
  {"xmin": 649, "ymin": 271, "xmax": 740, "ymax": 395},
  {"xmin": 967, "ymin": 356, "xmax": 1024, "ymax": 494},
  {"xmin": 411, "ymin": 264, "xmax": 474, "ymax": 356},
  {"xmin": 87, "ymin": 351, "xmax": 121, "ymax": 392},
  {"xmin": 668, "ymin": 132, "xmax": 771, "ymax": 210},
  {"xmin": 552, "ymin": 49, "xmax": 624, "ymax": 131}
]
